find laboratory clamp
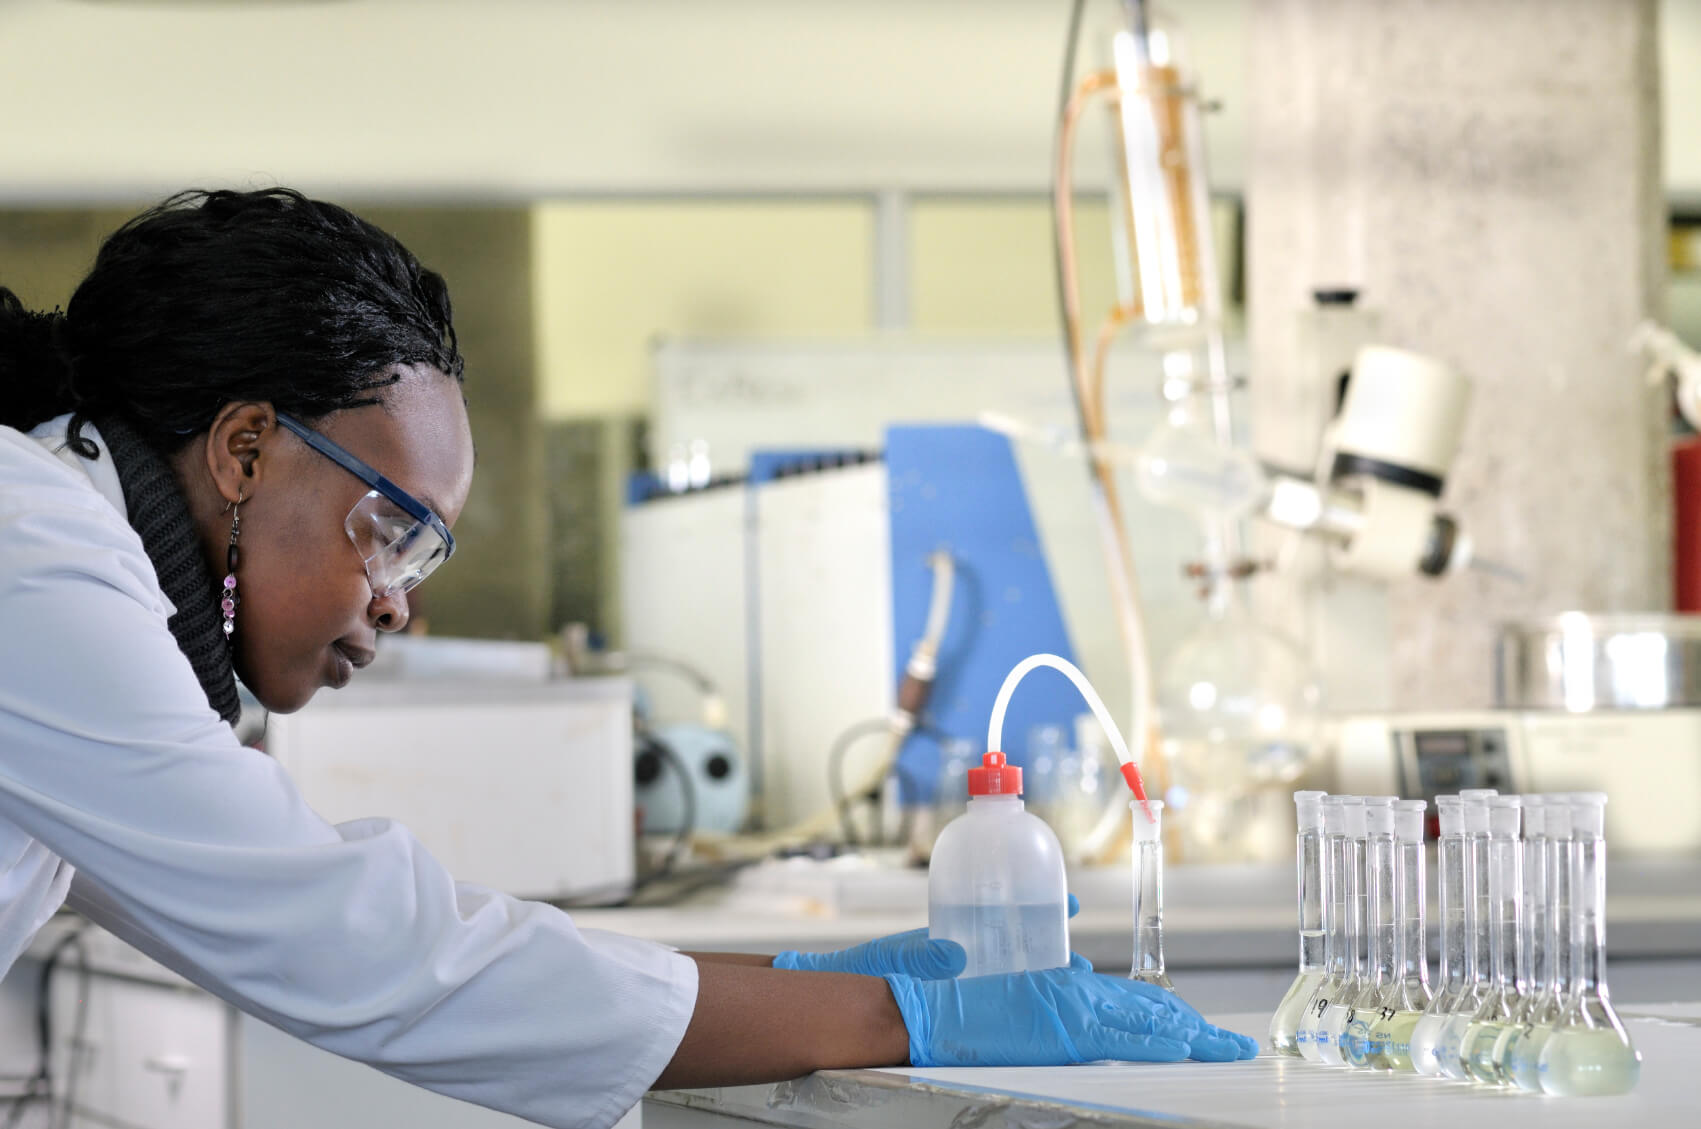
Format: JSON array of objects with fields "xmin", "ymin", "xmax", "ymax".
[{"xmin": 1269, "ymin": 790, "xmax": 1642, "ymax": 1096}]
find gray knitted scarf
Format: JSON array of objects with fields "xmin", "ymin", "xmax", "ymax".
[{"xmin": 95, "ymin": 415, "xmax": 242, "ymax": 726}]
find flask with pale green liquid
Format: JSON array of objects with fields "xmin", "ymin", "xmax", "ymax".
[
  {"xmin": 1460, "ymin": 796, "xmax": 1526, "ymax": 1084},
  {"xmin": 1343, "ymin": 798, "xmax": 1398, "ymax": 1068},
  {"xmin": 1364, "ymin": 799, "xmax": 1431, "ymax": 1071},
  {"xmin": 1433, "ymin": 789, "xmax": 1497, "ymax": 1081},
  {"xmin": 1269, "ymin": 791, "xmax": 1328, "ymax": 1057},
  {"xmin": 1409, "ymin": 796, "xmax": 1472, "ymax": 1076},
  {"xmin": 1500, "ymin": 797, "xmax": 1570, "ymax": 1092},
  {"xmin": 1531, "ymin": 794, "xmax": 1641, "ymax": 1097},
  {"xmin": 1294, "ymin": 797, "xmax": 1356, "ymax": 1062},
  {"xmin": 1313, "ymin": 799, "xmax": 1368, "ymax": 1066}
]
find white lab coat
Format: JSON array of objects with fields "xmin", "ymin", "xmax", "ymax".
[{"xmin": 0, "ymin": 416, "xmax": 698, "ymax": 1129}]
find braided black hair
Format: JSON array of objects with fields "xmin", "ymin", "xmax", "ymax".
[{"xmin": 0, "ymin": 188, "xmax": 464, "ymax": 458}]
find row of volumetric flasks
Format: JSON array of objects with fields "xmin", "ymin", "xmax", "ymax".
[{"xmin": 1267, "ymin": 790, "xmax": 1642, "ymax": 1097}]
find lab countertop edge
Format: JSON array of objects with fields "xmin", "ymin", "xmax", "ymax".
[
  {"xmin": 22, "ymin": 857, "xmax": 1701, "ymax": 987},
  {"xmin": 647, "ymin": 1007, "xmax": 1701, "ymax": 1129}
]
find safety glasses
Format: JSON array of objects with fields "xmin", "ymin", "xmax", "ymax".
[{"xmin": 275, "ymin": 413, "xmax": 455, "ymax": 596}]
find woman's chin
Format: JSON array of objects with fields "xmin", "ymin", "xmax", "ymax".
[{"xmin": 242, "ymin": 672, "xmax": 320, "ymax": 716}]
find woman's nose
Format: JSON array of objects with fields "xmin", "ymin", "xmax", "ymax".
[{"xmin": 369, "ymin": 588, "xmax": 411, "ymax": 633}]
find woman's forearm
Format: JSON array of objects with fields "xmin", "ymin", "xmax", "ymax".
[
  {"xmin": 681, "ymin": 951, "xmax": 776, "ymax": 967},
  {"xmin": 652, "ymin": 960, "xmax": 910, "ymax": 1089}
]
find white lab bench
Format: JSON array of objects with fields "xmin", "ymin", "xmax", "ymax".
[
  {"xmin": 5, "ymin": 857, "xmax": 1698, "ymax": 1129},
  {"xmin": 645, "ymin": 1006, "xmax": 1701, "ymax": 1129}
]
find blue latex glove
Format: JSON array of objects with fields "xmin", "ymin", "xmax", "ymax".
[
  {"xmin": 773, "ymin": 927, "xmax": 964, "ymax": 977},
  {"xmin": 884, "ymin": 967, "xmax": 1261, "ymax": 1067},
  {"xmin": 774, "ymin": 894, "xmax": 1093, "ymax": 977}
]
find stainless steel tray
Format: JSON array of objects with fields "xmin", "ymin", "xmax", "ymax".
[{"xmin": 1495, "ymin": 613, "xmax": 1701, "ymax": 710}]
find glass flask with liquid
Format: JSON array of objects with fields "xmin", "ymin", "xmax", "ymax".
[
  {"xmin": 1365, "ymin": 799, "xmax": 1432, "ymax": 1071},
  {"xmin": 1434, "ymin": 790, "xmax": 1496, "ymax": 1080},
  {"xmin": 1129, "ymin": 799, "xmax": 1175, "ymax": 989},
  {"xmin": 1460, "ymin": 796, "xmax": 1526, "ymax": 1083},
  {"xmin": 1534, "ymin": 794, "xmax": 1642, "ymax": 1097},
  {"xmin": 1343, "ymin": 798, "xmax": 1399, "ymax": 1068},
  {"xmin": 1155, "ymin": 588, "xmax": 1320, "ymax": 863},
  {"xmin": 1269, "ymin": 790, "xmax": 1329, "ymax": 1056},
  {"xmin": 1314, "ymin": 798, "xmax": 1369, "ymax": 1066},
  {"xmin": 1410, "ymin": 796, "xmax": 1468, "ymax": 1075},
  {"xmin": 1488, "ymin": 797, "xmax": 1548, "ymax": 1084},
  {"xmin": 927, "ymin": 752, "xmax": 1070, "ymax": 978},
  {"xmin": 1295, "ymin": 796, "xmax": 1356, "ymax": 1062},
  {"xmin": 1502, "ymin": 798, "xmax": 1572, "ymax": 1092}
]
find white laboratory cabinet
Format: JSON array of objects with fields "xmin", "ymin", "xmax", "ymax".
[
  {"xmin": 12, "ymin": 937, "xmax": 641, "ymax": 1129},
  {"xmin": 264, "ymin": 676, "xmax": 638, "ymax": 901}
]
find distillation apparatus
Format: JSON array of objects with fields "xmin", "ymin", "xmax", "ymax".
[
  {"xmin": 1044, "ymin": 0, "xmax": 1505, "ymax": 862},
  {"xmin": 1048, "ymin": 0, "xmax": 1316, "ymax": 862}
]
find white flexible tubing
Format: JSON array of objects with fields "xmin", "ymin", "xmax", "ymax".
[
  {"xmin": 920, "ymin": 552, "xmax": 955, "ymax": 651},
  {"xmin": 987, "ymin": 653, "xmax": 1135, "ymax": 777}
]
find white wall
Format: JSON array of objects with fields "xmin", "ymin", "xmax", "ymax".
[
  {"xmin": 13, "ymin": 0, "xmax": 1701, "ymax": 201},
  {"xmin": 1664, "ymin": 0, "xmax": 1701, "ymax": 195},
  {"xmin": 0, "ymin": 0, "xmax": 1248, "ymax": 199},
  {"xmin": 14, "ymin": 0, "xmax": 1701, "ymax": 201}
]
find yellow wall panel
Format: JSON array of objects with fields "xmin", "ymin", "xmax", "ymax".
[
  {"xmin": 910, "ymin": 197, "xmax": 1120, "ymax": 336},
  {"xmin": 535, "ymin": 200, "xmax": 874, "ymax": 419}
]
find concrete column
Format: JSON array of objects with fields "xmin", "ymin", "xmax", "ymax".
[{"xmin": 1247, "ymin": 0, "xmax": 1668, "ymax": 710}]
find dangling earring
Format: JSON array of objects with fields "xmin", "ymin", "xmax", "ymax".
[{"xmin": 221, "ymin": 488, "xmax": 243, "ymax": 641}]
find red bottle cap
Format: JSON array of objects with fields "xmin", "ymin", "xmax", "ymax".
[{"xmin": 967, "ymin": 751, "xmax": 1022, "ymax": 797}]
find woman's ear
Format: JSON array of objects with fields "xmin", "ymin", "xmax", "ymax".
[{"xmin": 203, "ymin": 401, "xmax": 279, "ymax": 505}]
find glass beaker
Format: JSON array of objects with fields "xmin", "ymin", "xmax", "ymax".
[
  {"xmin": 1269, "ymin": 790, "xmax": 1329, "ymax": 1056},
  {"xmin": 932, "ymin": 737, "xmax": 980, "ymax": 830},
  {"xmin": 1365, "ymin": 799, "xmax": 1432, "ymax": 1070},
  {"xmin": 1535, "ymin": 794, "xmax": 1641, "ymax": 1097},
  {"xmin": 1024, "ymin": 724, "xmax": 1067, "ymax": 816},
  {"xmin": 1026, "ymin": 721, "xmax": 1110, "ymax": 862}
]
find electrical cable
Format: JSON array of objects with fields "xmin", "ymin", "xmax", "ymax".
[
  {"xmin": 636, "ymin": 735, "xmax": 697, "ymax": 893},
  {"xmin": 53, "ymin": 943, "xmax": 89, "ymax": 1129},
  {"xmin": 826, "ymin": 716, "xmax": 944, "ymax": 848},
  {"xmin": 694, "ymin": 552, "xmax": 955, "ymax": 857},
  {"xmin": 827, "ymin": 717, "xmax": 894, "ymax": 846},
  {"xmin": 557, "ymin": 734, "xmax": 698, "ymax": 909},
  {"xmin": 620, "ymin": 857, "xmax": 765, "ymax": 909},
  {"xmin": 622, "ymin": 652, "xmax": 727, "ymax": 729},
  {"xmin": 623, "ymin": 652, "xmax": 716, "ymax": 697},
  {"xmin": 2, "ymin": 925, "xmax": 88, "ymax": 1129}
]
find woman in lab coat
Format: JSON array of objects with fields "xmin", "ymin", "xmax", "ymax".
[{"xmin": 0, "ymin": 189, "xmax": 1254, "ymax": 1129}]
